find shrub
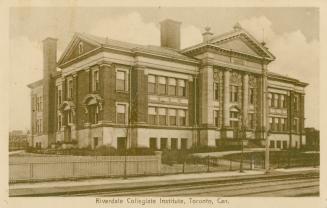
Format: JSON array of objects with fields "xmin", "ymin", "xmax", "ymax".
[
  {"xmin": 126, "ymin": 147, "xmax": 155, "ymax": 156},
  {"xmin": 94, "ymin": 145, "xmax": 118, "ymax": 156},
  {"xmin": 161, "ymin": 149, "xmax": 189, "ymax": 165}
]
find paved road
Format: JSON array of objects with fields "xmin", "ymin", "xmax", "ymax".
[{"xmin": 64, "ymin": 172, "xmax": 319, "ymax": 197}]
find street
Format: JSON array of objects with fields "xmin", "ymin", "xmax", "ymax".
[{"xmin": 61, "ymin": 172, "xmax": 319, "ymax": 197}]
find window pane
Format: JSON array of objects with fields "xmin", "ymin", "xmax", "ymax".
[
  {"xmin": 158, "ymin": 84, "xmax": 166, "ymax": 95},
  {"xmin": 148, "ymin": 83, "xmax": 155, "ymax": 94},
  {"xmin": 159, "ymin": 115, "xmax": 166, "ymax": 125},
  {"xmin": 148, "ymin": 75, "xmax": 155, "ymax": 83},
  {"xmin": 117, "ymin": 104, "xmax": 126, "ymax": 113},
  {"xmin": 168, "ymin": 85, "xmax": 176, "ymax": 96},
  {"xmin": 158, "ymin": 76, "xmax": 166, "ymax": 84},
  {"xmin": 116, "ymin": 80, "xmax": 125, "ymax": 91},
  {"xmin": 160, "ymin": 138, "xmax": 168, "ymax": 150},
  {"xmin": 149, "ymin": 138, "xmax": 157, "ymax": 149},
  {"xmin": 149, "ymin": 115, "xmax": 156, "ymax": 125},
  {"xmin": 171, "ymin": 138, "xmax": 178, "ymax": 150},
  {"xmin": 214, "ymin": 83, "xmax": 219, "ymax": 100},
  {"xmin": 169, "ymin": 116, "xmax": 176, "ymax": 126},
  {"xmin": 116, "ymin": 71, "xmax": 125, "ymax": 80}
]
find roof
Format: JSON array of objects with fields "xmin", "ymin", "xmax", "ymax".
[
  {"xmin": 181, "ymin": 25, "xmax": 276, "ymax": 61},
  {"xmin": 57, "ymin": 33, "xmax": 199, "ymax": 67},
  {"xmin": 268, "ymin": 71, "xmax": 308, "ymax": 87},
  {"xmin": 27, "ymin": 79, "xmax": 43, "ymax": 88}
]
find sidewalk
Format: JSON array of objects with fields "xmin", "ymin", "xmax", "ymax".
[{"xmin": 9, "ymin": 167, "xmax": 318, "ymax": 197}]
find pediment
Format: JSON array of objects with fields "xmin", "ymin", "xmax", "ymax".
[
  {"xmin": 213, "ymin": 36, "xmax": 262, "ymax": 57},
  {"xmin": 58, "ymin": 34, "xmax": 101, "ymax": 67}
]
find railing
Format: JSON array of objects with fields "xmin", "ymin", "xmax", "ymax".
[{"xmin": 9, "ymin": 155, "xmax": 161, "ymax": 183}]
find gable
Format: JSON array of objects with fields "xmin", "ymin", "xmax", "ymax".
[
  {"xmin": 214, "ymin": 38, "xmax": 261, "ymax": 57},
  {"xmin": 60, "ymin": 39, "xmax": 99, "ymax": 65}
]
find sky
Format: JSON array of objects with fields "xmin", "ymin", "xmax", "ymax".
[{"xmin": 9, "ymin": 7, "xmax": 320, "ymax": 130}]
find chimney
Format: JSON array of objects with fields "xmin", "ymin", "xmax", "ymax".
[
  {"xmin": 202, "ymin": 26, "xmax": 213, "ymax": 42},
  {"xmin": 43, "ymin": 37, "xmax": 57, "ymax": 78},
  {"xmin": 42, "ymin": 37, "xmax": 57, "ymax": 143},
  {"xmin": 160, "ymin": 19, "xmax": 181, "ymax": 50}
]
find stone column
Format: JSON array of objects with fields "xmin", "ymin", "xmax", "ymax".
[
  {"xmin": 223, "ymin": 69, "xmax": 230, "ymax": 127},
  {"xmin": 243, "ymin": 73, "xmax": 249, "ymax": 126},
  {"xmin": 199, "ymin": 64, "xmax": 214, "ymax": 126}
]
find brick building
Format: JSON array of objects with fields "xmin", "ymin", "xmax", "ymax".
[{"xmin": 28, "ymin": 19, "xmax": 307, "ymax": 150}]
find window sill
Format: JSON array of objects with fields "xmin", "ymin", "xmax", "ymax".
[{"xmin": 116, "ymin": 90, "xmax": 129, "ymax": 93}]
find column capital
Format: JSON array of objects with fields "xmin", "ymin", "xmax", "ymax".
[{"xmin": 96, "ymin": 60, "xmax": 113, "ymax": 68}]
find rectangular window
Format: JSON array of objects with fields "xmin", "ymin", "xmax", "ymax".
[
  {"xmin": 117, "ymin": 137, "xmax": 127, "ymax": 150},
  {"xmin": 277, "ymin": 118, "xmax": 282, "ymax": 131},
  {"xmin": 230, "ymin": 85, "xmax": 239, "ymax": 102},
  {"xmin": 270, "ymin": 140, "xmax": 275, "ymax": 148},
  {"xmin": 293, "ymin": 118, "xmax": 299, "ymax": 132},
  {"xmin": 149, "ymin": 138, "xmax": 157, "ymax": 150},
  {"xmin": 67, "ymin": 79, "xmax": 73, "ymax": 99},
  {"xmin": 158, "ymin": 108, "xmax": 167, "ymax": 125},
  {"xmin": 179, "ymin": 109, "xmax": 186, "ymax": 126},
  {"xmin": 282, "ymin": 118, "xmax": 287, "ymax": 131},
  {"xmin": 268, "ymin": 93, "xmax": 272, "ymax": 107},
  {"xmin": 57, "ymin": 114, "xmax": 62, "ymax": 131},
  {"xmin": 158, "ymin": 76, "xmax": 166, "ymax": 95},
  {"xmin": 168, "ymin": 109, "xmax": 177, "ymax": 126},
  {"xmin": 274, "ymin": 94, "xmax": 278, "ymax": 108},
  {"xmin": 215, "ymin": 139, "xmax": 220, "ymax": 147},
  {"xmin": 116, "ymin": 71, "xmax": 127, "ymax": 91},
  {"xmin": 160, "ymin": 138, "xmax": 168, "ymax": 150},
  {"xmin": 214, "ymin": 110, "xmax": 219, "ymax": 127},
  {"xmin": 276, "ymin": 141, "xmax": 281, "ymax": 148},
  {"xmin": 248, "ymin": 113, "xmax": 254, "ymax": 129},
  {"xmin": 281, "ymin": 95, "xmax": 286, "ymax": 108},
  {"xmin": 92, "ymin": 70, "xmax": 99, "ymax": 91},
  {"xmin": 214, "ymin": 82, "xmax": 219, "ymax": 100},
  {"xmin": 56, "ymin": 86, "xmax": 62, "ymax": 106},
  {"xmin": 40, "ymin": 96, "xmax": 43, "ymax": 111},
  {"xmin": 249, "ymin": 88, "xmax": 254, "ymax": 104},
  {"xmin": 117, "ymin": 104, "xmax": 126, "ymax": 124},
  {"xmin": 171, "ymin": 138, "xmax": 178, "ymax": 150},
  {"xmin": 293, "ymin": 95, "xmax": 298, "ymax": 112},
  {"xmin": 283, "ymin": 141, "xmax": 288, "ymax": 149},
  {"xmin": 148, "ymin": 107, "xmax": 157, "ymax": 125},
  {"xmin": 181, "ymin": 138, "xmax": 187, "ymax": 150},
  {"xmin": 148, "ymin": 75, "xmax": 156, "ymax": 94},
  {"xmin": 269, "ymin": 117, "xmax": 273, "ymax": 130},
  {"xmin": 178, "ymin": 80, "xmax": 186, "ymax": 97},
  {"xmin": 272, "ymin": 117, "xmax": 276, "ymax": 131},
  {"xmin": 168, "ymin": 78, "xmax": 177, "ymax": 96}
]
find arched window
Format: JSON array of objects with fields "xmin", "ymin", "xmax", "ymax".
[
  {"xmin": 82, "ymin": 94, "xmax": 103, "ymax": 124},
  {"xmin": 78, "ymin": 42, "xmax": 84, "ymax": 54}
]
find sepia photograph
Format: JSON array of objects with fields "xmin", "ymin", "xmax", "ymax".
[{"xmin": 5, "ymin": 4, "xmax": 323, "ymax": 205}]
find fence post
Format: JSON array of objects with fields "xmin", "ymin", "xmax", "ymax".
[
  {"xmin": 207, "ymin": 155, "xmax": 210, "ymax": 172},
  {"xmin": 313, "ymin": 154, "xmax": 316, "ymax": 168},
  {"xmin": 182, "ymin": 160, "xmax": 185, "ymax": 173},
  {"xmin": 136, "ymin": 160, "xmax": 139, "ymax": 175},
  {"xmin": 72, "ymin": 162, "xmax": 75, "ymax": 177},
  {"xmin": 108, "ymin": 160, "xmax": 110, "ymax": 176},
  {"xmin": 229, "ymin": 160, "xmax": 232, "ymax": 171},
  {"xmin": 30, "ymin": 163, "xmax": 33, "ymax": 180}
]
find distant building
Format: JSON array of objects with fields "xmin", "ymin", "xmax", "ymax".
[
  {"xmin": 305, "ymin": 128, "xmax": 319, "ymax": 150},
  {"xmin": 9, "ymin": 130, "xmax": 29, "ymax": 151},
  {"xmin": 27, "ymin": 19, "xmax": 307, "ymax": 150}
]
